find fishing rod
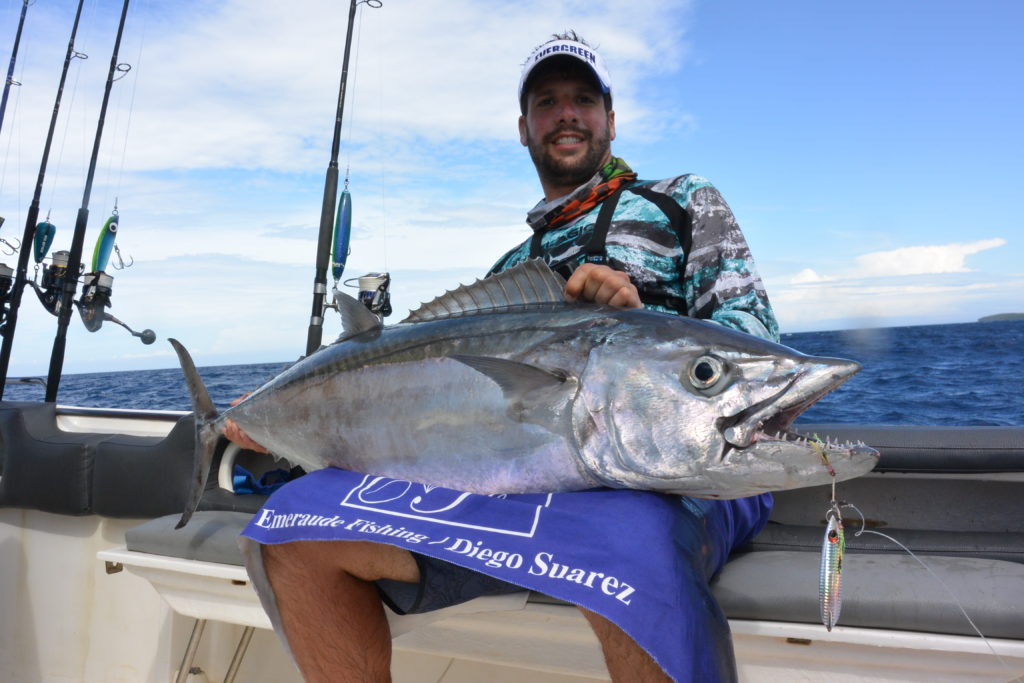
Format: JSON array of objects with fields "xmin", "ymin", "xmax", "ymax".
[
  {"xmin": 305, "ymin": 0, "xmax": 382, "ymax": 356},
  {"xmin": 0, "ymin": 0, "xmax": 29, "ymax": 138},
  {"xmin": 44, "ymin": 0, "xmax": 132, "ymax": 402},
  {"xmin": 0, "ymin": 0, "xmax": 88, "ymax": 399}
]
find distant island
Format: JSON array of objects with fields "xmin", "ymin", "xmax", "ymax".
[{"xmin": 979, "ymin": 313, "xmax": 1024, "ymax": 322}]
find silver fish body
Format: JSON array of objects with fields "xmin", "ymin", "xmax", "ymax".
[{"xmin": 171, "ymin": 260, "xmax": 879, "ymax": 527}]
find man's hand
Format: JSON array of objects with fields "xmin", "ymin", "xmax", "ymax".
[
  {"xmin": 223, "ymin": 418, "xmax": 269, "ymax": 453},
  {"xmin": 564, "ymin": 263, "xmax": 642, "ymax": 309},
  {"xmin": 224, "ymin": 392, "xmax": 270, "ymax": 454}
]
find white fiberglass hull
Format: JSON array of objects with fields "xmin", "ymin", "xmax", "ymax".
[{"xmin": 1, "ymin": 407, "xmax": 1022, "ymax": 682}]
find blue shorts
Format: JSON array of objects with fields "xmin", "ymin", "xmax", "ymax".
[
  {"xmin": 376, "ymin": 551, "xmax": 524, "ymax": 615},
  {"xmin": 375, "ymin": 494, "xmax": 772, "ymax": 617}
]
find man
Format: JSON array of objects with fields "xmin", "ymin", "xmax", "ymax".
[{"xmin": 230, "ymin": 32, "xmax": 778, "ymax": 682}]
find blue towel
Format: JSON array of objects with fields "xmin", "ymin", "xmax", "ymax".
[
  {"xmin": 232, "ymin": 464, "xmax": 292, "ymax": 495},
  {"xmin": 241, "ymin": 467, "xmax": 771, "ymax": 682}
]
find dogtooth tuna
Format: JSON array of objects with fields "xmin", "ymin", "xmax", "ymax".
[{"xmin": 171, "ymin": 260, "xmax": 878, "ymax": 528}]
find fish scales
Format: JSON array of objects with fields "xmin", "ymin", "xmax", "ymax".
[{"xmin": 170, "ymin": 260, "xmax": 879, "ymax": 529}]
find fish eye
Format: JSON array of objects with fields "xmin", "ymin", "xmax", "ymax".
[{"xmin": 688, "ymin": 356, "xmax": 724, "ymax": 390}]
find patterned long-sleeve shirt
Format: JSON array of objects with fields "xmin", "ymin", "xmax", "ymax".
[{"xmin": 490, "ymin": 174, "xmax": 780, "ymax": 342}]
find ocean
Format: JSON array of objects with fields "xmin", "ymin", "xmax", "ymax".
[{"xmin": 3, "ymin": 319, "xmax": 1022, "ymax": 426}]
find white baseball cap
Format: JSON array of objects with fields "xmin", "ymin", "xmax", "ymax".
[{"xmin": 518, "ymin": 38, "xmax": 613, "ymax": 110}]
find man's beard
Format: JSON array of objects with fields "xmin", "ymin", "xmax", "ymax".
[{"xmin": 526, "ymin": 123, "xmax": 612, "ymax": 193}]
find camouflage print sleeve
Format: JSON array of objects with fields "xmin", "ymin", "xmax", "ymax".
[{"xmin": 664, "ymin": 177, "xmax": 780, "ymax": 342}]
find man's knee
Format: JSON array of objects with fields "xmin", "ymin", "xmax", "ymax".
[
  {"xmin": 262, "ymin": 540, "xmax": 420, "ymax": 584},
  {"xmin": 579, "ymin": 607, "xmax": 671, "ymax": 682}
]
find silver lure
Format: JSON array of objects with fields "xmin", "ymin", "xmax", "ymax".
[
  {"xmin": 820, "ymin": 503, "xmax": 845, "ymax": 631},
  {"xmin": 171, "ymin": 260, "xmax": 879, "ymax": 528}
]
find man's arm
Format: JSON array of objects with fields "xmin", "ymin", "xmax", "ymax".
[{"xmin": 677, "ymin": 180, "xmax": 779, "ymax": 342}]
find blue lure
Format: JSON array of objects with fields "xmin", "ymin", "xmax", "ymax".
[
  {"xmin": 91, "ymin": 213, "xmax": 118, "ymax": 273},
  {"xmin": 33, "ymin": 221, "xmax": 56, "ymax": 264},
  {"xmin": 331, "ymin": 188, "xmax": 352, "ymax": 282}
]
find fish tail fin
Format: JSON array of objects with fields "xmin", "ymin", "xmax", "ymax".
[{"xmin": 169, "ymin": 338, "xmax": 220, "ymax": 529}]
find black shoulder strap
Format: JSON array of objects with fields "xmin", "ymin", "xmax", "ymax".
[
  {"xmin": 581, "ymin": 184, "xmax": 694, "ymax": 313},
  {"xmin": 627, "ymin": 186, "xmax": 693, "ymax": 258},
  {"xmin": 580, "ymin": 185, "xmax": 629, "ymax": 265}
]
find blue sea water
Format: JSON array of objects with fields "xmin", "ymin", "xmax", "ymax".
[{"xmin": 3, "ymin": 319, "xmax": 1022, "ymax": 426}]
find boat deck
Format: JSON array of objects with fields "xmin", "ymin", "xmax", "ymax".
[{"xmin": 1, "ymin": 404, "xmax": 1023, "ymax": 681}]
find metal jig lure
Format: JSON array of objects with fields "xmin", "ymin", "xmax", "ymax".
[{"xmin": 814, "ymin": 437, "xmax": 845, "ymax": 631}]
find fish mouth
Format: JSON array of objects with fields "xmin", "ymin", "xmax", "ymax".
[{"xmin": 718, "ymin": 356, "xmax": 861, "ymax": 452}]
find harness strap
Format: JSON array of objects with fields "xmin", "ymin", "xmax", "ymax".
[
  {"xmin": 580, "ymin": 184, "xmax": 693, "ymax": 313},
  {"xmin": 628, "ymin": 186, "xmax": 692, "ymax": 257},
  {"xmin": 581, "ymin": 184, "xmax": 629, "ymax": 265},
  {"xmin": 513, "ymin": 184, "xmax": 695, "ymax": 315}
]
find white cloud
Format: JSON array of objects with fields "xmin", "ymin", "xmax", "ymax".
[
  {"xmin": 853, "ymin": 238, "xmax": 1007, "ymax": 277},
  {"xmin": 790, "ymin": 268, "xmax": 834, "ymax": 284},
  {"xmin": 2, "ymin": 0, "xmax": 691, "ymax": 177},
  {"xmin": 764, "ymin": 238, "xmax": 1017, "ymax": 331}
]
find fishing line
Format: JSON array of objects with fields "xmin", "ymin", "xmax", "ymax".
[
  {"xmin": 334, "ymin": 0, "xmax": 367, "ymax": 293},
  {"xmin": 98, "ymin": 46, "xmax": 128, "ymax": 213},
  {"xmin": 44, "ymin": 50, "xmax": 86, "ymax": 220},
  {"xmin": 76, "ymin": 0, "xmax": 102, "ymax": 183},
  {"xmin": 373, "ymin": 7, "xmax": 389, "ymax": 272},
  {"xmin": 102, "ymin": 0, "xmax": 146, "ymax": 217},
  {"xmin": 342, "ymin": 0, "xmax": 365, "ymax": 179},
  {"xmin": 44, "ymin": 1, "xmax": 93, "ymax": 225},
  {"xmin": 0, "ymin": 0, "xmax": 31, "ymax": 211},
  {"xmin": 815, "ymin": 436, "xmax": 1019, "ymax": 679},
  {"xmin": 841, "ymin": 502, "xmax": 1020, "ymax": 681},
  {"xmin": 0, "ymin": 81, "xmax": 20, "ymax": 199}
]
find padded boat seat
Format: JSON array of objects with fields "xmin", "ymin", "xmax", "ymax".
[
  {"xmin": 125, "ymin": 511, "xmax": 1024, "ymax": 640},
  {"xmin": 750, "ymin": 522, "xmax": 1024, "ymax": 564},
  {"xmin": 0, "ymin": 403, "xmax": 194, "ymax": 516},
  {"xmin": 0, "ymin": 403, "xmax": 274, "ymax": 518},
  {"xmin": 714, "ymin": 550, "xmax": 1024, "ymax": 640},
  {"xmin": 126, "ymin": 511, "xmax": 256, "ymax": 565}
]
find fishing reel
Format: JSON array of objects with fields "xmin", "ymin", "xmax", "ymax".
[
  {"xmin": 328, "ymin": 272, "xmax": 393, "ymax": 325},
  {"xmin": 33, "ymin": 249, "xmax": 72, "ymax": 316},
  {"xmin": 77, "ymin": 271, "xmax": 113, "ymax": 331},
  {"xmin": 0, "ymin": 263, "xmax": 13, "ymax": 302},
  {"xmin": 355, "ymin": 272, "xmax": 392, "ymax": 318},
  {"xmin": 0, "ymin": 262, "xmax": 13, "ymax": 329},
  {"xmin": 25, "ymin": 213, "xmax": 154, "ymax": 344},
  {"xmin": 76, "ymin": 270, "xmax": 155, "ymax": 344}
]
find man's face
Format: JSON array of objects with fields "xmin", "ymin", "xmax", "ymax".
[{"xmin": 519, "ymin": 66, "xmax": 616, "ymax": 196}]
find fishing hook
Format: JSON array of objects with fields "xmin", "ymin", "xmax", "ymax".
[
  {"xmin": 111, "ymin": 244, "xmax": 132, "ymax": 270},
  {"xmin": 113, "ymin": 63, "xmax": 132, "ymax": 82},
  {"xmin": 0, "ymin": 238, "xmax": 18, "ymax": 256}
]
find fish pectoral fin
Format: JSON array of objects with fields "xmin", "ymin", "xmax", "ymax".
[
  {"xmin": 449, "ymin": 354, "xmax": 568, "ymax": 398},
  {"xmin": 334, "ymin": 290, "xmax": 383, "ymax": 340}
]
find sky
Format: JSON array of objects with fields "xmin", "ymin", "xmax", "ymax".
[{"xmin": 0, "ymin": 0, "xmax": 1020, "ymax": 377}]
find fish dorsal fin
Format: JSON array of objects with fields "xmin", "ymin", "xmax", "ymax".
[
  {"xmin": 334, "ymin": 288, "xmax": 383, "ymax": 340},
  {"xmin": 402, "ymin": 259, "xmax": 567, "ymax": 323}
]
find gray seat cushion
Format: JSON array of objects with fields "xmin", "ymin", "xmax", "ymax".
[
  {"xmin": 712, "ymin": 550, "xmax": 1024, "ymax": 639},
  {"xmin": 127, "ymin": 512, "xmax": 1024, "ymax": 640},
  {"xmin": 126, "ymin": 511, "xmax": 254, "ymax": 566}
]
